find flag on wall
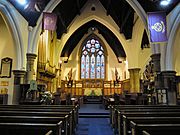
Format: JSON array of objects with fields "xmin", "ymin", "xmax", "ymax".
[
  {"xmin": 43, "ymin": 12, "xmax": 57, "ymax": 31},
  {"xmin": 147, "ymin": 12, "xmax": 167, "ymax": 43}
]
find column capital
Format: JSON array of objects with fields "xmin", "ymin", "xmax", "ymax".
[
  {"xmin": 26, "ymin": 53, "xmax": 37, "ymax": 60},
  {"xmin": 128, "ymin": 68, "xmax": 141, "ymax": 72},
  {"xmin": 28, "ymin": 26, "xmax": 33, "ymax": 31},
  {"xmin": 151, "ymin": 53, "xmax": 161, "ymax": 73},
  {"xmin": 13, "ymin": 70, "xmax": 26, "ymax": 84},
  {"xmin": 161, "ymin": 71, "xmax": 176, "ymax": 77},
  {"xmin": 150, "ymin": 53, "xmax": 161, "ymax": 61},
  {"xmin": 13, "ymin": 70, "xmax": 26, "ymax": 76}
]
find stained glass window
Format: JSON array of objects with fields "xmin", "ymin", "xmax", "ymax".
[{"xmin": 81, "ymin": 37, "xmax": 105, "ymax": 79}]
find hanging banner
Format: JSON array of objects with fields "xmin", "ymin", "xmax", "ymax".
[
  {"xmin": 147, "ymin": 12, "xmax": 167, "ymax": 43},
  {"xmin": 43, "ymin": 12, "xmax": 57, "ymax": 31}
]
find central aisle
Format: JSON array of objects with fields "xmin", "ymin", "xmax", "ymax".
[
  {"xmin": 76, "ymin": 118, "xmax": 113, "ymax": 135},
  {"xmin": 75, "ymin": 102, "xmax": 114, "ymax": 135}
]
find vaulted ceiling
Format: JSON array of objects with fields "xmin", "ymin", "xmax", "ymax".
[{"xmin": 8, "ymin": 0, "xmax": 179, "ymax": 57}]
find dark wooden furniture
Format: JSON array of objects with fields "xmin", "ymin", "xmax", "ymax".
[
  {"xmin": 123, "ymin": 116, "xmax": 180, "ymax": 135},
  {"xmin": 0, "ymin": 94, "xmax": 8, "ymax": 104},
  {"xmin": 110, "ymin": 105, "xmax": 180, "ymax": 135},
  {"xmin": 0, "ymin": 105, "xmax": 78, "ymax": 135},
  {"xmin": 0, "ymin": 122, "xmax": 62, "ymax": 135},
  {"xmin": 130, "ymin": 122, "xmax": 180, "ymax": 135}
]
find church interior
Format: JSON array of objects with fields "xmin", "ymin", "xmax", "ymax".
[{"xmin": 0, "ymin": 0, "xmax": 179, "ymax": 135}]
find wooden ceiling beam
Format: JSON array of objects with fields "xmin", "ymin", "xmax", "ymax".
[
  {"xmin": 120, "ymin": 9, "xmax": 133, "ymax": 33},
  {"xmin": 106, "ymin": 0, "xmax": 111, "ymax": 15},
  {"xmin": 57, "ymin": 13, "xmax": 67, "ymax": 33},
  {"xmin": 76, "ymin": 0, "xmax": 81, "ymax": 15}
]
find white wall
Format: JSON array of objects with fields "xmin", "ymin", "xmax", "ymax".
[
  {"xmin": 174, "ymin": 27, "xmax": 180, "ymax": 75},
  {"xmin": 0, "ymin": 2, "xmax": 29, "ymax": 104},
  {"xmin": 0, "ymin": 14, "xmax": 15, "ymax": 104}
]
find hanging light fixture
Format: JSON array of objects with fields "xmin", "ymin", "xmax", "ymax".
[
  {"xmin": 160, "ymin": 0, "xmax": 171, "ymax": 6},
  {"xmin": 16, "ymin": 0, "xmax": 27, "ymax": 5}
]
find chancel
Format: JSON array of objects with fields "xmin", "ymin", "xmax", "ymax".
[{"xmin": 0, "ymin": 0, "xmax": 179, "ymax": 135}]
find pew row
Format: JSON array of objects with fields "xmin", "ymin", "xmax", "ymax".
[
  {"xmin": 130, "ymin": 122, "xmax": 180, "ymax": 135},
  {"xmin": 123, "ymin": 116, "xmax": 180, "ymax": 135},
  {"xmin": 0, "ymin": 122, "xmax": 62, "ymax": 135}
]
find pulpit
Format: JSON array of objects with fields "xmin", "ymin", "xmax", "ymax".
[{"xmin": 19, "ymin": 84, "xmax": 45, "ymax": 105}]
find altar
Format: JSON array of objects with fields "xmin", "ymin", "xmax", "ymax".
[{"xmin": 84, "ymin": 88, "xmax": 102, "ymax": 96}]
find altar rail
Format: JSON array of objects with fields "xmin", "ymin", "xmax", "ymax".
[{"xmin": 61, "ymin": 79, "xmax": 130, "ymax": 96}]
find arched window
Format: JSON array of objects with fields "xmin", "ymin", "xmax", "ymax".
[{"xmin": 81, "ymin": 37, "xmax": 105, "ymax": 79}]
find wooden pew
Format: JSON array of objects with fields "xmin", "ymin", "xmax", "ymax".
[
  {"xmin": 110, "ymin": 105, "xmax": 180, "ymax": 119},
  {"xmin": 0, "ymin": 105, "xmax": 78, "ymax": 134},
  {"xmin": 0, "ymin": 111, "xmax": 70, "ymax": 135},
  {"xmin": 110, "ymin": 105, "xmax": 180, "ymax": 126},
  {"xmin": 123, "ymin": 116, "xmax": 180, "ymax": 135},
  {"xmin": 0, "ymin": 105, "xmax": 78, "ymax": 133},
  {"xmin": 142, "ymin": 130, "xmax": 150, "ymax": 135},
  {"xmin": 120, "ymin": 111, "xmax": 180, "ymax": 134},
  {"xmin": 46, "ymin": 130, "xmax": 53, "ymax": 135},
  {"xmin": 114, "ymin": 108, "xmax": 180, "ymax": 135},
  {"xmin": 0, "ymin": 115, "xmax": 69, "ymax": 135},
  {"xmin": 130, "ymin": 121, "xmax": 180, "ymax": 135},
  {"xmin": 111, "ymin": 106, "xmax": 180, "ymax": 125},
  {"xmin": 0, "ymin": 105, "xmax": 79, "ymax": 126},
  {"xmin": 0, "ymin": 121, "xmax": 62, "ymax": 135}
]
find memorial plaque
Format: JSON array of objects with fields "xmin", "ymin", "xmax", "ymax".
[{"xmin": 0, "ymin": 57, "xmax": 12, "ymax": 78}]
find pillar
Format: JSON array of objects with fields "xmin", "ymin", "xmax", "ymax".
[
  {"xmin": 26, "ymin": 53, "xmax": 37, "ymax": 84},
  {"xmin": 150, "ymin": 53, "xmax": 161, "ymax": 73},
  {"xmin": 161, "ymin": 71, "xmax": 177, "ymax": 105},
  {"xmin": 150, "ymin": 53, "xmax": 161, "ymax": 90},
  {"xmin": 13, "ymin": 70, "xmax": 26, "ymax": 104},
  {"xmin": 128, "ymin": 68, "xmax": 141, "ymax": 93}
]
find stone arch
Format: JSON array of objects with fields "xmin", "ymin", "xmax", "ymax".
[
  {"xmin": 125, "ymin": 0, "xmax": 147, "ymax": 31},
  {"xmin": 30, "ymin": 0, "xmax": 62, "ymax": 54},
  {"xmin": 165, "ymin": 7, "xmax": 180, "ymax": 70},
  {"xmin": 0, "ymin": 1, "xmax": 24, "ymax": 70}
]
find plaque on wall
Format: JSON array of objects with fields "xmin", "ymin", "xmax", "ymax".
[
  {"xmin": 0, "ymin": 57, "xmax": 12, "ymax": 78},
  {"xmin": 0, "ymin": 81, "xmax": 9, "ymax": 86},
  {"xmin": 156, "ymin": 88, "xmax": 167, "ymax": 104}
]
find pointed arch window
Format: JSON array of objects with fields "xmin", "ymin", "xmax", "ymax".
[{"xmin": 81, "ymin": 37, "xmax": 105, "ymax": 79}]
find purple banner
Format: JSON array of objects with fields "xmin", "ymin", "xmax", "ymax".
[
  {"xmin": 147, "ymin": 12, "xmax": 167, "ymax": 43},
  {"xmin": 43, "ymin": 12, "xmax": 57, "ymax": 31}
]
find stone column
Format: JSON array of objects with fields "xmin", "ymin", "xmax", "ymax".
[
  {"xmin": 128, "ymin": 69, "xmax": 134, "ymax": 93},
  {"xmin": 13, "ymin": 70, "xmax": 26, "ymax": 104},
  {"xmin": 26, "ymin": 53, "xmax": 37, "ymax": 84},
  {"xmin": 128, "ymin": 68, "xmax": 141, "ymax": 93},
  {"xmin": 161, "ymin": 71, "xmax": 177, "ymax": 105},
  {"xmin": 151, "ymin": 53, "xmax": 161, "ymax": 91},
  {"xmin": 151, "ymin": 53, "xmax": 161, "ymax": 73},
  {"xmin": 134, "ymin": 68, "xmax": 141, "ymax": 93}
]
